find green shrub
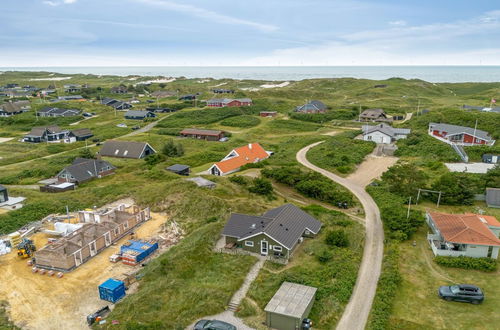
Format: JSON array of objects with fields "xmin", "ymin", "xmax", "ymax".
[
  {"xmin": 434, "ymin": 256, "xmax": 497, "ymax": 272},
  {"xmin": 156, "ymin": 128, "xmax": 180, "ymax": 136},
  {"xmin": 262, "ymin": 166, "xmax": 354, "ymax": 206},
  {"xmin": 144, "ymin": 154, "xmax": 166, "ymax": 166},
  {"xmin": 220, "ymin": 115, "xmax": 260, "ymax": 128},
  {"xmin": 431, "ymin": 172, "xmax": 476, "ymax": 205},
  {"xmin": 290, "ymin": 108, "xmax": 358, "ymax": 122},
  {"xmin": 229, "ymin": 175, "xmax": 249, "ymax": 186},
  {"xmin": 162, "ymin": 139, "xmax": 184, "ymax": 157},
  {"xmin": 316, "ymin": 249, "xmax": 334, "ymax": 263},
  {"xmin": 325, "ymin": 230, "xmax": 349, "ymax": 247},
  {"xmin": 248, "ymin": 178, "xmax": 274, "ymax": 196},
  {"xmin": 307, "ymin": 132, "xmax": 376, "ymax": 174},
  {"xmin": 368, "ymin": 244, "xmax": 401, "ymax": 330}
]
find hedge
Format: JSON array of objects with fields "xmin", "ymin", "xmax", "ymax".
[
  {"xmin": 367, "ymin": 244, "xmax": 401, "ymax": 330},
  {"xmin": 434, "ymin": 256, "xmax": 497, "ymax": 272}
]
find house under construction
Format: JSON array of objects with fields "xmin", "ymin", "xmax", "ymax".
[{"xmin": 35, "ymin": 205, "xmax": 151, "ymax": 272}]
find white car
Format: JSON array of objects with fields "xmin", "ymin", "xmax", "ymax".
[{"xmin": 116, "ymin": 123, "xmax": 127, "ymax": 128}]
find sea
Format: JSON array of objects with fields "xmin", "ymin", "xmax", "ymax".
[{"xmin": 1, "ymin": 66, "xmax": 500, "ymax": 83}]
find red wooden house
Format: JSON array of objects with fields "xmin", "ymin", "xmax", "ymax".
[{"xmin": 428, "ymin": 123, "xmax": 495, "ymax": 146}]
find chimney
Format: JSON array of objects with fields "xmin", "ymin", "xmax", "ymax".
[{"xmin": 248, "ymin": 143, "xmax": 252, "ymax": 150}]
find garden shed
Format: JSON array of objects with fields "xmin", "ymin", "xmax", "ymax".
[
  {"xmin": 166, "ymin": 164, "xmax": 190, "ymax": 176},
  {"xmin": 264, "ymin": 282, "xmax": 317, "ymax": 330}
]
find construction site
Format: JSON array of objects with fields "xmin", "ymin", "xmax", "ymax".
[{"xmin": 0, "ymin": 199, "xmax": 184, "ymax": 330}]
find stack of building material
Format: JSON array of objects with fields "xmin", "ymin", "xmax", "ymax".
[
  {"xmin": 8, "ymin": 232, "xmax": 21, "ymax": 247},
  {"xmin": 120, "ymin": 240, "xmax": 158, "ymax": 266}
]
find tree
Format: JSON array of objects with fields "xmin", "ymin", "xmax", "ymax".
[
  {"xmin": 485, "ymin": 165, "xmax": 500, "ymax": 188},
  {"xmin": 159, "ymin": 83, "xmax": 166, "ymax": 89},
  {"xmin": 248, "ymin": 178, "xmax": 273, "ymax": 196},
  {"xmin": 78, "ymin": 148, "xmax": 95, "ymax": 159},
  {"xmin": 381, "ymin": 163, "xmax": 428, "ymax": 200},
  {"xmin": 325, "ymin": 229, "xmax": 349, "ymax": 247},
  {"xmin": 161, "ymin": 139, "xmax": 184, "ymax": 157},
  {"xmin": 432, "ymin": 172, "xmax": 476, "ymax": 205}
]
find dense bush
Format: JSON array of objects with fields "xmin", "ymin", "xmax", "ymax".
[
  {"xmin": 162, "ymin": 139, "xmax": 184, "ymax": 157},
  {"xmin": 228, "ymin": 175, "xmax": 249, "ymax": 186},
  {"xmin": 395, "ymin": 132, "xmax": 460, "ymax": 162},
  {"xmin": 156, "ymin": 128, "xmax": 181, "ymax": 136},
  {"xmin": 367, "ymin": 186, "xmax": 424, "ymax": 240},
  {"xmin": 156, "ymin": 107, "xmax": 259, "ymax": 129},
  {"xmin": 368, "ymin": 244, "xmax": 401, "ymax": 330},
  {"xmin": 307, "ymin": 132, "xmax": 376, "ymax": 174},
  {"xmin": 290, "ymin": 108, "xmax": 358, "ymax": 122},
  {"xmin": 262, "ymin": 166, "xmax": 354, "ymax": 206},
  {"xmin": 220, "ymin": 115, "xmax": 260, "ymax": 128},
  {"xmin": 431, "ymin": 172, "xmax": 476, "ymax": 205},
  {"xmin": 248, "ymin": 178, "xmax": 274, "ymax": 196},
  {"xmin": 434, "ymin": 256, "xmax": 497, "ymax": 272},
  {"xmin": 381, "ymin": 163, "xmax": 428, "ymax": 200},
  {"xmin": 325, "ymin": 230, "xmax": 349, "ymax": 247}
]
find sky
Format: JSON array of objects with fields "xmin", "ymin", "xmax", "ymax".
[{"xmin": 0, "ymin": 0, "xmax": 499, "ymax": 66}]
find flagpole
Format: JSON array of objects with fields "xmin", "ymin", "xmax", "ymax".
[{"xmin": 472, "ymin": 118, "xmax": 478, "ymax": 145}]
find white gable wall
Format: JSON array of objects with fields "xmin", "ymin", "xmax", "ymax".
[{"xmin": 363, "ymin": 131, "xmax": 392, "ymax": 144}]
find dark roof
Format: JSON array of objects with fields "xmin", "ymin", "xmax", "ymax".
[
  {"xmin": 70, "ymin": 128, "xmax": 93, "ymax": 137},
  {"xmin": 222, "ymin": 204, "xmax": 322, "ymax": 249},
  {"xmin": 99, "ymin": 140, "xmax": 155, "ymax": 159},
  {"xmin": 296, "ymin": 100, "xmax": 327, "ymax": 112},
  {"xmin": 38, "ymin": 107, "xmax": 80, "ymax": 116},
  {"xmin": 180, "ymin": 128, "xmax": 223, "ymax": 136},
  {"xmin": 360, "ymin": 108, "xmax": 386, "ymax": 118},
  {"xmin": 59, "ymin": 158, "xmax": 115, "ymax": 183},
  {"xmin": 125, "ymin": 110, "xmax": 154, "ymax": 118},
  {"xmin": 0, "ymin": 101, "xmax": 30, "ymax": 113},
  {"xmin": 167, "ymin": 164, "xmax": 190, "ymax": 172},
  {"xmin": 26, "ymin": 125, "xmax": 63, "ymax": 137}
]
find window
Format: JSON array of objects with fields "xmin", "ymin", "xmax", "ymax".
[
  {"xmin": 123, "ymin": 150, "xmax": 129, "ymax": 156},
  {"xmin": 367, "ymin": 135, "xmax": 372, "ymax": 140},
  {"xmin": 114, "ymin": 228, "xmax": 119, "ymax": 235},
  {"xmin": 245, "ymin": 241, "xmax": 254, "ymax": 247},
  {"xmin": 114, "ymin": 150, "xmax": 120, "ymax": 155},
  {"xmin": 123, "ymin": 222, "xmax": 129, "ymax": 230},
  {"xmin": 273, "ymin": 246, "xmax": 282, "ymax": 252}
]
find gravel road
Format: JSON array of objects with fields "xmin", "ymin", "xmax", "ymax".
[{"xmin": 297, "ymin": 141, "xmax": 384, "ymax": 330}]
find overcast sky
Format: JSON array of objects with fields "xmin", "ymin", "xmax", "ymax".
[{"xmin": 1, "ymin": 0, "xmax": 499, "ymax": 66}]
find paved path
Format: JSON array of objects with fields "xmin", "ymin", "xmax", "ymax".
[
  {"xmin": 296, "ymin": 141, "xmax": 385, "ymax": 330},
  {"xmin": 186, "ymin": 258, "xmax": 265, "ymax": 330}
]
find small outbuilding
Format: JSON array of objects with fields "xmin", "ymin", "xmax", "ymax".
[
  {"xmin": 260, "ymin": 111, "xmax": 277, "ymax": 117},
  {"xmin": 166, "ymin": 164, "xmax": 190, "ymax": 176},
  {"xmin": 124, "ymin": 110, "xmax": 156, "ymax": 120},
  {"xmin": 264, "ymin": 282, "xmax": 317, "ymax": 330},
  {"xmin": 0, "ymin": 185, "xmax": 8, "ymax": 203},
  {"xmin": 486, "ymin": 188, "xmax": 500, "ymax": 208},
  {"xmin": 483, "ymin": 154, "xmax": 499, "ymax": 164}
]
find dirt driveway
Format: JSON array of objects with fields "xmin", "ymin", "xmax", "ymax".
[
  {"xmin": 297, "ymin": 142, "xmax": 384, "ymax": 330},
  {"xmin": 347, "ymin": 154, "xmax": 398, "ymax": 187},
  {"xmin": 0, "ymin": 212, "xmax": 167, "ymax": 330}
]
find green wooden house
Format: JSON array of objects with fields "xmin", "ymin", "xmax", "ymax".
[{"xmin": 222, "ymin": 204, "xmax": 322, "ymax": 259}]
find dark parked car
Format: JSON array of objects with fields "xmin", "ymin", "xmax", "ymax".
[
  {"xmin": 131, "ymin": 126, "xmax": 140, "ymax": 130},
  {"xmin": 302, "ymin": 318, "xmax": 313, "ymax": 329},
  {"xmin": 438, "ymin": 284, "xmax": 484, "ymax": 304},
  {"xmin": 194, "ymin": 319, "xmax": 236, "ymax": 330}
]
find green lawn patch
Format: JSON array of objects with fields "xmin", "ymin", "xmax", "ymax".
[
  {"xmin": 99, "ymin": 223, "xmax": 257, "ymax": 329},
  {"xmin": 307, "ymin": 131, "xmax": 376, "ymax": 174},
  {"xmin": 220, "ymin": 115, "xmax": 261, "ymax": 128}
]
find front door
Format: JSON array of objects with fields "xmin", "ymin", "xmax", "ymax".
[{"xmin": 261, "ymin": 240, "xmax": 268, "ymax": 256}]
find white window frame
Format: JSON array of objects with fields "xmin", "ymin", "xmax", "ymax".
[
  {"xmin": 244, "ymin": 241, "xmax": 254, "ymax": 247},
  {"xmin": 114, "ymin": 227, "xmax": 120, "ymax": 236},
  {"xmin": 273, "ymin": 246, "xmax": 283, "ymax": 252},
  {"xmin": 123, "ymin": 221, "xmax": 129, "ymax": 230}
]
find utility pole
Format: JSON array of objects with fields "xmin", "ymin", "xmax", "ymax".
[{"xmin": 407, "ymin": 196, "xmax": 412, "ymax": 219}]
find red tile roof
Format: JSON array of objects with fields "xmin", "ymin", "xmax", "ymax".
[
  {"xmin": 429, "ymin": 212, "xmax": 500, "ymax": 246},
  {"xmin": 214, "ymin": 143, "xmax": 269, "ymax": 174}
]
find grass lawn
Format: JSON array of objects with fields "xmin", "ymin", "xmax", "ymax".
[
  {"xmin": 237, "ymin": 206, "xmax": 364, "ymax": 329},
  {"xmin": 389, "ymin": 227, "xmax": 500, "ymax": 330},
  {"xmin": 98, "ymin": 222, "xmax": 257, "ymax": 329},
  {"xmin": 306, "ymin": 130, "xmax": 376, "ymax": 175}
]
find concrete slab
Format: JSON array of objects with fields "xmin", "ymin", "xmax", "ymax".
[{"xmin": 445, "ymin": 162, "xmax": 496, "ymax": 174}]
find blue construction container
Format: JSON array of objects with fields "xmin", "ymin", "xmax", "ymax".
[
  {"xmin": 120, "ymin": 240, "xmax": 159, "ymax": 263},
  {"xmin": 98, "ymin": 278, "xmax": 126, "ymax": 303}
]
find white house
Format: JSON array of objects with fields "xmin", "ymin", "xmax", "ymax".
[
  {"xmin": 362, "ymin": 123, "xmax": 411, "ymax": 144},
  {"xmin": 426, "ymin": 212, "xmax": 500, "ymax": 259}
]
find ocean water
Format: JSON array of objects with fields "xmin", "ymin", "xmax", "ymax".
[{"xmin": 1, "ymin": 66, "xmax": 500, "ymax": 83}]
